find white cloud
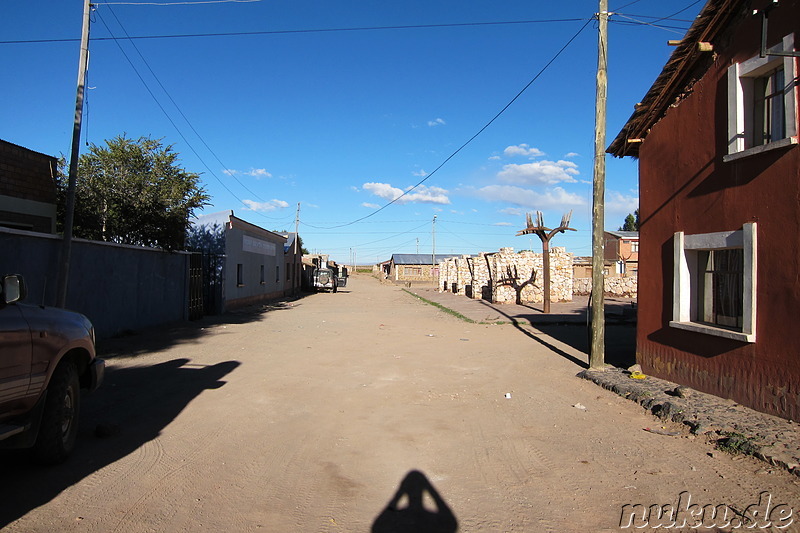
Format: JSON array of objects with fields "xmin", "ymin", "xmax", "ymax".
[
  {"xmin": 362, "ymin": 182, "xmax": 450, "ymax": 205},
  {"xmin": 563, "ymin": 152, "xmax": 580, "ymax": 158},
  {"xmin": 499, "ymin": 207, "xmax": 524, "ymax": 216},
  {"xmin": 361, "ymin": 202, "xmax": 380, "ymax": 209},
  {"xmin": 412, "ymin": 169, "xmax": 428, "ymax": 177},
  {"xmin": 497, "ymin": 160, "xmax": 579, "ymax": 185},
  {"xmin": 241, "ymin": 199, "xmax": 289, "ymax": 212},
  {"xmin": 493, "ymin": 222, "xmax": 514, "ymax": 226},
  {"xmin": 488, "ymin": 155, "xmax": 501, "ymax": 161},
  {"xmin": 477, "ymin": 185, "xmax": 586, "ymax": 209},
  {"xmin": 605, "ymin": 191, "xmax": 639, "ymax": 216},
  {"xmin": 246, "ymin": 168, "xmax": 272, "ymax": 178},
  {"xmin": 503, "ymin": 144, "xmax": 545, "ymax": 158},
  {"xmin": 427, "ymin": 118, "xmax": 446, "ymax": 127},
  {"xmin": 224, "ymin": 168, "xmax": 273, "ymax": 179}
]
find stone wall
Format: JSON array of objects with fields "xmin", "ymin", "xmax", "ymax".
[
  {"xmin": 573, "ymin": 276, "xmax": 638, "ymax": 299},
  {"xmin": 438, "ymin": 247, "xmax": 573, "ymax": 304}
]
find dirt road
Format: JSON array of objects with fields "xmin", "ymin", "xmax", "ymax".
[{"xmin": 2, "ymin": 274, "xmax": 798, "ymax": 532}]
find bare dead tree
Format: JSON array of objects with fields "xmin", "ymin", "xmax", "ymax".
[{"xmin": 516, "ymin": 211, "xmax": 576, "ymax": 313}]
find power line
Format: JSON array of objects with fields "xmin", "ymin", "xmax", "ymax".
[
  {"xmin": 99, "ymin": 0, "xmax": 261, "ymax": 5},
  {"xmin": 95, "ymin": 7, "xmax": 293, "ymax": 224},
  {"xmin": 311, "ymin": 18, "xmax": 593, "ymax": 230},
  {"xmin": 611, "ymin": 16, "xmax": 689, "ymax": 35},
  {"xmin": 0, "ymin": 18, "xmax": 588, "ymax": 45}
]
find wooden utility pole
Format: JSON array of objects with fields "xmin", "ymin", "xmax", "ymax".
[
  {"xmin": 516, "ymin": 211, "xmax": 575, "ymax": 313},
  {"xmin": 590, "ymin": 0, "xmax": 609, "ymax": 369},
  {"xmin": 431, "ymin": 215, "xmax": 437, "ymax": 274},
  {"xmin": 57, "ymin": 0, "xmax": 92, "ymax": 308}
]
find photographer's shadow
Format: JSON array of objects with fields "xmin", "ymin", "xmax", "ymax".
[{"xmin": 372, "ymin": 470, "xmax": 458, "ymax": 533}]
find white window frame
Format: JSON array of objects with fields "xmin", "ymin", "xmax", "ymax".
[
  {"xmin": 725, "ymin": 34, "xmax": 798, "ymax": 162},
  {"xmin": 671, "ymin": 223, "xmax": 757, "ymax": 342}
]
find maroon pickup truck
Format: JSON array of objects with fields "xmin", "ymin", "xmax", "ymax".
[{"xmin": 0, "ymin": 274, "xmax": 104, "ymax": 464}]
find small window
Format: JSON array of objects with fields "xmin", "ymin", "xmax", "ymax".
[
  {"xmin": 631, "ymin": 242, "xmax": 639, "ymax": 253},
  {"xmin": 671, "ymin": 223, "xmax": 756, "ymax": 342},
  {"xmin": 752, "ymin": 67, "xmax": 786, "ymax": 146},
  {"xmin": 696, "ymin": 249, "xmax": 743, "ymax": 329},
  {"xmin": 725, "ymin": 34, "xmax": 798, "ymax": 161},
  {"xmin": 237, "ymin": 264, "xmax": 244, "ymax": 286},
  {"xmin": 276, "ymin": 266, "xmax": 280, "ymax": 283},
  {"xmin": 260, "ymin": 265, "xmax": 265, "ymax": 285},
  {"xmin": 286, "ymin": 262, "xmax": 291, "ymax": 281}
]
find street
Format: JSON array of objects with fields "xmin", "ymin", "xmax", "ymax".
[{"xmin": 1, "ymin": 274, "xmax": 798, "ymax": 532}]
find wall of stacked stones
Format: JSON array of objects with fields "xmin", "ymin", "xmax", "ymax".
[
  {"xmin": 573, "ymin": 276, "xmax": 638, "ymax": 299},
  {"xmin": 438, "ymin": 247, "xmax": 573, "ymax": 304}
]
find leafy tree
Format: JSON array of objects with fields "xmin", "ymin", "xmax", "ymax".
[
  {"xmin": 296, "ymin": 234, "xmax": 310, "ymax": 255},
  {"xmin": 56, "ymin": 135, "xmax": 209, "ymax": 250},
  {"xmin": 619, "ymin": 209, "xmax": 640, "ymax": 232},
  {"xmin": 186, "ymin": 223, "xmax": 225, "ymax": 254}
]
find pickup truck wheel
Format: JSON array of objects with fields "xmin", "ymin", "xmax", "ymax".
[{"xmin": 32, "ymin": 360, "xmax": 80, "ymax": 464}]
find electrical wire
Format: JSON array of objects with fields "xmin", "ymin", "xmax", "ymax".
[
  {"xmin": 0, "ymin": 18, "xmax": 589, "ymax": 45},
  {"xmin": 312, "ymin": 17, "xmax": 594, "ymax": 231},
  {"xmin": 95, "ymin": 7, "xmax": 293, "ymax": 224},
  {"xmin": 102, "ymin": 4, "xmax": 285, "ymax": 217},
  {"xmin": 99, "ymin": 0, "xmax": 261, "ymax": 5},
  {"xmin": 611, "ymin": 15, "xmax": 689, "ymax": 35}
]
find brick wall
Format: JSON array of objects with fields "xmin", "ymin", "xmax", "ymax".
[{"xmin": 0, "ymin": 140, "xmax": 58, "ymax": 203}]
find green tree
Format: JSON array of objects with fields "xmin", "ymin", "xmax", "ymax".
[
  {"xmin": 57, "ymin": 135, "xmax": 209, "ymax": 250},
  {"xmin": 619, "ymin": 209, "xmax": 640, "ymax": 231},
  {"xmin": 186, "ymin": 223, "xmax": 225, "ymax": 254}
]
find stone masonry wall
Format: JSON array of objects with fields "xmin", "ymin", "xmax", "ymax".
[
  {"xmin": 438, "ymin": 247, "xmax": 573, "ymax": 304},
  {"xmin": 573, "ymin": 276, "xmax": 638, "ymax": 299}
]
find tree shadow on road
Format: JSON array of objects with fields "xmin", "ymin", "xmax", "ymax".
[
  {"xmin": 0, "ymin": 358, "xmax": 240, "ymax": 528},
  {"xmin": 372, "ymin": 470, "xmax": 458, "ymax": 533}
]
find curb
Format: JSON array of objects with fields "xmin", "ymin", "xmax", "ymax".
[{"xmin": 578, "ymin": 367, "xmax": 800, "ymax": 478}]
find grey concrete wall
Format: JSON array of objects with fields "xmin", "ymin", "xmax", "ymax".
[{"xmin": 1, "ymin": 227, "xmax": 189, "ymax": 339}]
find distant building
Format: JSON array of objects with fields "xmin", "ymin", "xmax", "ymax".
[
  {"xmin": 385, "ymin": 253, "xmax": 463, "ymax": 282},
  {"xmin": 604, "ymin": 231, "xmax": 639, "ymax": 277},
  {"xmin": 191, "ymin": 211, "xmax": 301, "ymax": 311},
  {"xmin": 0, "ymin": 139, "xmax": 58, "ymax": 234}
]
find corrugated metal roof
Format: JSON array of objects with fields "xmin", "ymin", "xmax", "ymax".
[
  {"xmin": 605, "ymin": 231, "xmax": 639, "ymax": 239},
  {"xmin": 391, "ymin": 253, "xmax": 465, "ymax": 265}
]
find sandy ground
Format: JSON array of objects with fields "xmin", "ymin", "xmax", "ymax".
[{"xmin": 1, "ymin": 274, "xmax": 798, "ymax": 532}]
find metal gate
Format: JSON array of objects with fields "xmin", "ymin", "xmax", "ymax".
[
  {"xmin": 188, "ymin": 253, "xmax": 225, "ymax": 319},
  {"xmin": 188, "ymin": 253, "xmax": 204, "ymax": 320}
]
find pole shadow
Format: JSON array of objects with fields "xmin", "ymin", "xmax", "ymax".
[{"xmin": 372, "ymin": 470, "xmax": 458, "ymax": 533}]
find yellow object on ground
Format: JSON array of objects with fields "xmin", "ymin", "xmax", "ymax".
[{"xmin": 630, "ymin": 371, "xmax": 647, "ymax": 379}]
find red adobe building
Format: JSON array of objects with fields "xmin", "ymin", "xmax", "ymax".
[{"xmin": 608, "ymin": 0, "xmax": 799, "ymax": 420}]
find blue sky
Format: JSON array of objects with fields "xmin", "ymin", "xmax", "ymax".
[{"xmin": 2, "ymin": 0, "xmax": 702, "ymax": 264}]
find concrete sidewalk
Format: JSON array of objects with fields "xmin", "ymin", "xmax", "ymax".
[{"xmin": 405, "ymin": 284, "xmax": 635, "ymax": 326}]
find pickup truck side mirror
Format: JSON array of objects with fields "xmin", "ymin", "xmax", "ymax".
[{"xmin": 2, "ymin": 274, "xmax": 26, "ymax": 304}]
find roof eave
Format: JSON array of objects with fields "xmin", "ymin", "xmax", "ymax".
[{"xmin": 607, "ymin": 0, "xmax": 745, "ymax": 158}]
